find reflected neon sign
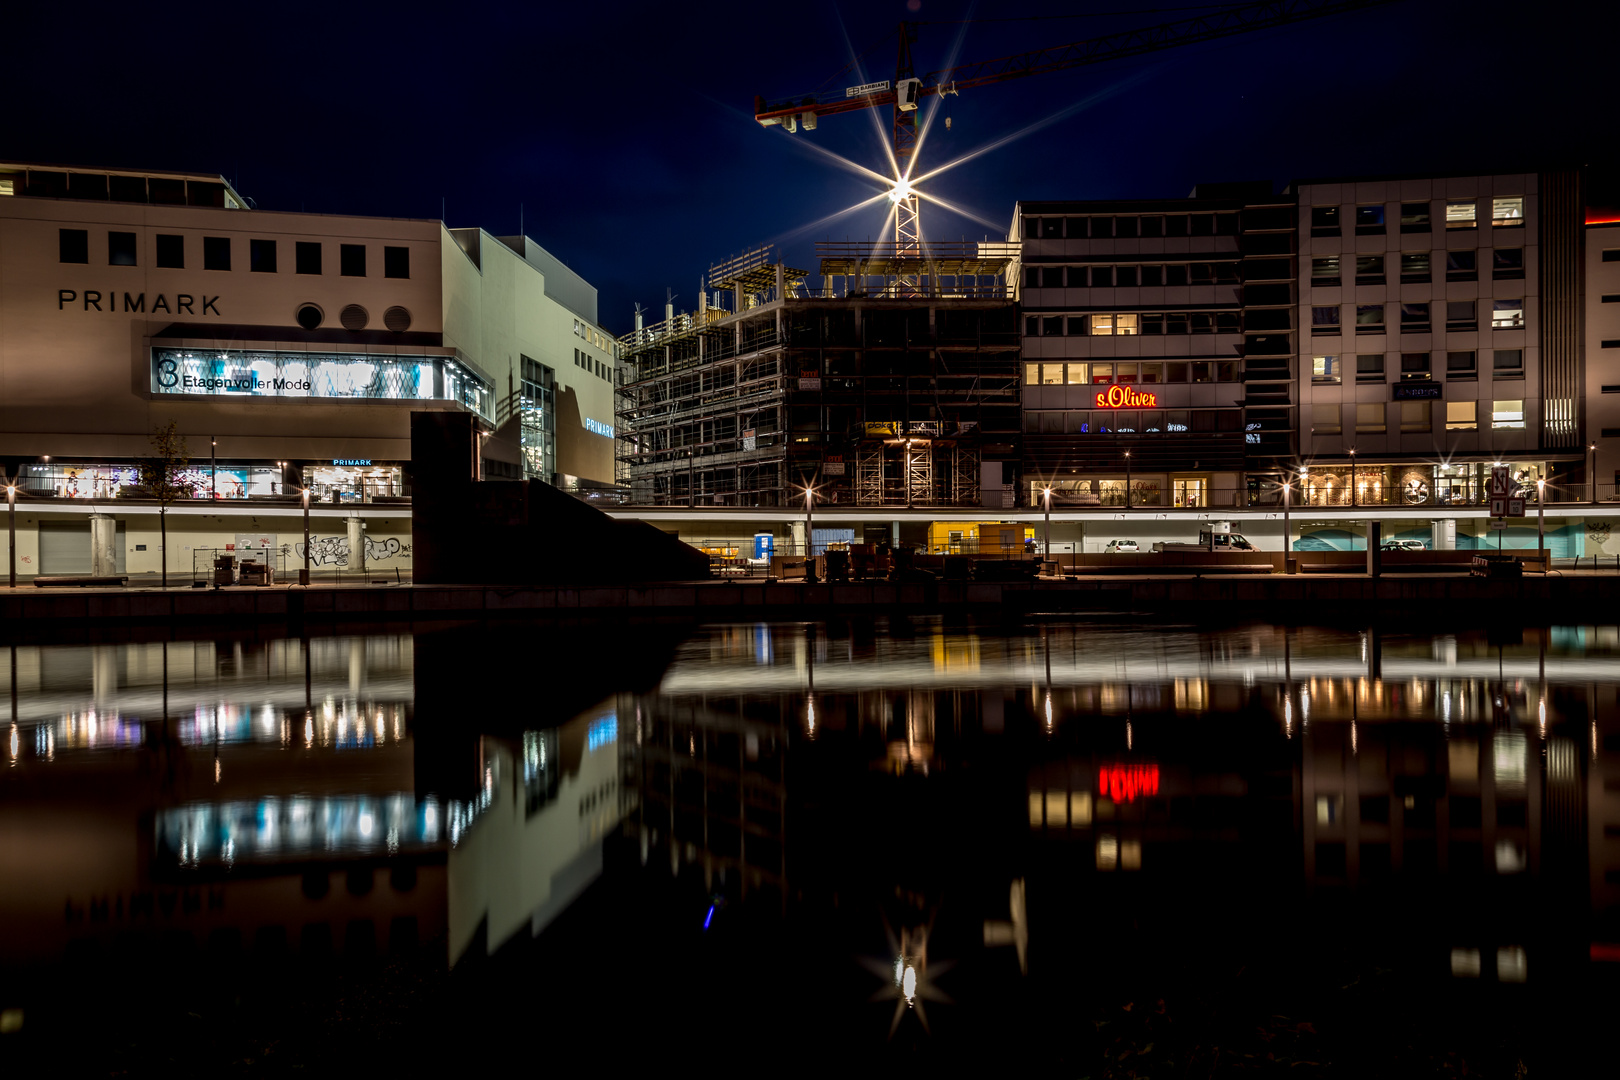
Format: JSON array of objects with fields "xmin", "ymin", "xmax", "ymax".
[
  {"xmin": 1098, "ymin": 763, "xmax": 1159, "ymax": 801},
  {"xmin": 1094, "ymin": 386, "xmax": 1158, "ymax": 409}
]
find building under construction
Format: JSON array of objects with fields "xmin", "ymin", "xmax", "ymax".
[{"xmin": 615, "ymin": 242, "xmax": 1021, "ymax": 507}]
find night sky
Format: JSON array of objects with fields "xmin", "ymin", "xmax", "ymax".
[{"xmin": 5, "ymin": 1, "xmax": 1610, "ymax": 334}]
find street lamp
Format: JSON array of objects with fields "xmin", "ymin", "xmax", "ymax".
[
  {"xmin": 1042, "ymin": 486, "xmax": 1052, "ymax": 566},
  {"xmin": 803, "ymin": 483, "xmax": 817, "ymax": 583},
  {"xmin": 300, "ymin": 487, "xmax": 311, "ymax": 586},
  {"xmin": 1282, "ymin": 476, "xmax": 1293, "ymax": 574},
  {"xmin": 211, "ymin": 437, "xmax": 217, "ymax": 500},
  {"xmin": 1590, "ymin": 443, "xmax": 1599, "ymax": 505},
  {"xmin": 1124, "ymin": 450, "xmax": 1132, "ymax": 510},
  {"xmin": 1536, "ymin": 478, "xmax": 1545, "ymax": 556},
  {"xmin": 1349, "ymin": 448, "xmax": 1356, "ymax": 508},
  {"xmin": 905, "ymin": 439, "xmax": 914, "ymax": 510},
  {"xmin": 6, "ymin": 481, "xmax": 15, "ymax": 590}
]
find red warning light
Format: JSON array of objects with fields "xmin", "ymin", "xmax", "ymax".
[{"xmin": 1098, "ymin": 763, "xmax": 1160, "ymax": 802}]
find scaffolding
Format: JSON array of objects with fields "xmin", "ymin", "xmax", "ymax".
[{"xmin": 615, "ymin": 242, "xmax": 1019, "ymax": 508}]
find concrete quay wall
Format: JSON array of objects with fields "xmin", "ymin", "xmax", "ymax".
[{"xmin": 1, "ymin": 574, "xmax": 1616, "ymax": 633}]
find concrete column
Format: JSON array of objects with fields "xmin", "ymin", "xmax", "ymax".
[
  {"xmin": 1367, "ymin": 521, "xmax": 1382, "ymax": 576},
  {"xmin": 89, "ymin": 514, "xmax": 116, "ymax": 578},
  {"xmin": 347, "ymin": 516, "xmax": 366, "ymax": 574}
]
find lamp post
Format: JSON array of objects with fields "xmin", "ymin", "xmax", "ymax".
[
  {"xmin": 301, "ymin": 487, "xmax": 311, "ymax": 586},
  {"xmin": 905, "ymin": 439, "xmax": 914, "ymax": 510},
  {"xmin": 6, "ymin": 479, "xmax": 15, "ymax": 590},
  {"xmin": 1042, "ymin": 486, "xmax": 1052, "ymax": 566},
  {"xmin": 1591, "ymin": 442, "xmax": 1599, "ymax": 504},
  {"xmin": 211, "ymin": 437, "xmax": 217, "ymax": 500},
  {"xmin": 1535, "ymin": 477, "xmax": 1546, "ymax": 557},
  {"xmin": 804, "ymin": 483, "xmax": 816, "ymax": 583},
  {"xmin": 1349, "ymin": 448, "xmax": 1356, "ymax": 508},
  {"xmin": 1282, "ymin": 477, "xmax": 1293, "ymax": 574},
  {"xmin": 1124, "ymin": 450, "xmax": 1132, "ymax": 510}
]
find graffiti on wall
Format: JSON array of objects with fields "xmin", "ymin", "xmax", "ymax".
[{"xmin": 288, "ymin": 535, "xmax": 411, "ymax": 566}]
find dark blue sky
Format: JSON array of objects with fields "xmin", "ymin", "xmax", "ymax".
[{"xmin": 5, "ymin": 1, "xmax": 1610, "ymax": 334}]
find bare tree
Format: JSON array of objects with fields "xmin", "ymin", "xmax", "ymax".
[{"xmin": 140, "ymin": 421, "xmax": 197, "ymax": 588}]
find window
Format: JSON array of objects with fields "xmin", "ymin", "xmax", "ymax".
[
  {"xmin": 1312, "ymin": 354, "xmax": 1341, "ymax": 383},
  {"xmin": 296, "ymin": 241, "xmax": 322, "ymax": 275},
  {"xmin": 1399, "ymin": 251, "xmax": 1431, "ymax": 282},
  {"xmin": 1491, "ymin": 399, "xmax": 1525, "ymax": 429},
  {"xmin": 155, "ymin": 234, "xmax": 184, "ymax": 269},
  {"xmin": 1165, "ymin": 312, "xmax": 1188, "ymax": 334},
  {"xmin": 1140, "ymin": 265, "xmax": 1162, "ymax": 286},
  {"xmin": 1355, "ymin": 305, "xmax": 1386, "ymax": 333},
  {"xmin": 1310, "ymin": 256, "xmax": 1341, "ymax": 285},
  {"xmin": 1400, "ymin": 303, "xmax": 1431, "ymax": 332},
  {"xmin": 1140, "ymin": 313, "xmax": 1163, "ymax": 335},
  {"xmin": 1355, "ymin": 255, "xmax": 1385, "ymax": 284},
  {"xmin": 1446, "ymin": 250, "xmax": 1477, "ymax": 281},
  {"xmin": 1400, "ymin": 202, "xmax": 1432, "ymax": 232},
  {"xmin": 1040, "ymin": 363, "xmax": 1063, "ymax": 384},
  {"xmin": 1191, "ymin": 313, "xmax": 1214, "ymax": 334},
  {"xmin": 1446, "ymin": 350, "xmax": 1477, "ymax": 376},
  {"xmin": 1491, "ymin": 197, "xmax": 1523, "ymax": 227},
  {"xmin": 1024, "ymin": 362, "xmax": 1040, "ymax": 385},
  {"xmin": 1400, "ymin": 400, "xmax": 1432, "ymax": 432},
  {"xmin": 1446, "ymin": 200, "xmax": 1477, "ymax": 228},
  {"xmin": 1446, "ymin": 400, "xmax": 1477, "ymax": 430},
  {"xmin": 1311, "ymin": 404, "xmax": 1342, "ymax": 434},
  {"xmin": 1164, "ymin": 264, "xmax": 1188, "ymax": 286},
  {"xmin": 1355, "ymin": 204, "xmax": 1386, "ymax": 234},
  {"xmin": 1356, "ymin": 353, "xmax": 1385, "ymax": 380},
  {"xmin": 1602, "ymin": 294, "xmax": 1620, "ymax": 303},
  {"xmin": 108, "ymin": 231, "xmax": 137, "ymax": 266},
  {"xmin": 1040, "ymin": 217, "xmax": 1064, "ymax": 238},
  {"xmin": 1190, "ymin": 262, "xmax": 1213, "ymax": 285},
  {"xmin": 1066, "ymin": 316, "xmax": 1088, "ymax": 335},
  {"xmin": 1189, "ymin": 214, "xmax": 1215, "ymax": 236},
  {"xmin": 1091, "ymin": 313, "xmax": 1115, "ymax": 336},
  {"xmin": 1116, "ymin": 362, "xmax": 1138, "ymax": 383},
  {"xmin": 1066, "ymin": 363, "xmax": 1090, "ymax": 384},
  {"xmin": 382, "ymin": 245, "xmax": 409, "ymax": 278},
  {"xmin": 1090, "ymin": 363, "xmax": 1114, "ymax": 383},
  {"xmin": 1115, "ymin": 216, "xmax": 1139, "ymax": 238},
  {"xmin": 340, "ymin": 243, "xmax": 366, "ymax": 277},
  {"xmin": 1355, "ymin": 402, "xmax": 1387, "ymax": 433},
  {"xmin": 1115, "ymin": 265, "xmax": 1138, "ymax": 287},
  {"xmin": 1401, "ymin": 352, "xmax": 1431, "ymax": 379},
  {"xmin": 1140, "ymin": 362, "xmax": 1163, "ymax": 383},
  {"xmin": 1025, "ymin": 267, "xmax": 1039, "ymax": 288},
  {"xmin": 251, "ymin": 238, "xmax": 277, "ymax": 273},
  {"xmin": 1040, "ymin": 267, "xmax": 1063, "ymax": 287},
  {"xmin": 1312, "ymin": 306, "xmax": 1341, "ymax": 335},
  {"xmin": 1041, "ymin": 316, "xmax": 1063, "ymax": 337},
  {"xmin": 203, "ymin": 236, "xmax": 230, "ymax": 271},
  {"xmin": 1115, "ymin": 313, "xmax": 1139, "ymax": 336},
  {"xmin": 59, "ymin": 228, "xmax": 88, "ymax": 263},
  {"xmin": 1491, "ymin": 299, "xmax": 1524, "ymax": 329},
  {"xmin": 1446, "ymin": 300, "xmax": 1477, "ymax": 330},
  {"xmin": 1216, "ymin": 312, "xmax": 1241, "ymax": 333},
  {"xmin": 1493, "ymin": 248, "xmax": 1524, "ymax": 280},
  {"xmin": 1163, "ymin": 215, "xmax": 1188, "ymax": 237},
  {"xmin": 1311, "ymin": 205, "xmax": 1340, "ymax": 236},
  {"xmin": 1604, "ymin": 250, "xmax": 1620, "ymax": 263},
  {"xmin": 1140, "ymin": 215, "xmax": 1163, "ymax": 238},
  {"xmin": 1089, "ymin": 266, "xmax": 1112, "ymax": 287},
  {"xmin": 1493, "ymin": 349, "xmax": 1524, "ymax": 375}
]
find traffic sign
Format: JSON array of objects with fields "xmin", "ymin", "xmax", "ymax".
[
  {"xmin": 1490, "ymin": 466, "xmax": 1511, "ymax": 497},
  {"xmin": 1489, "ymin": 517, "xmax": 1507, "ymax": 530},
  {"xmin": 1507, "ymin": 497, "xmax": 1525, "ymax": 517},
  {"xmin": 1489, "ymin": 497, "xmax": 1506, "ymax": 516}
]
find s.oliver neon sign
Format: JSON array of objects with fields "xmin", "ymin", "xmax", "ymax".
[
  {"xmin": 1098, "ymin": 763, "xmax": 1160, "ymax": 801},
  {"xmin": 1094, "ymin": 386, "xmax": 1158, "ymax": 409}
]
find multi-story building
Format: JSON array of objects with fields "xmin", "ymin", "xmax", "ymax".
[
  {"xmin": 1293, "ymin": 171, "xmax": 1585, "ymax": 525},
  {"xmin": 1588, "ymin": 214, "xmax": 1620, "ymax": 499},
  {"xmin": 1013, "ymin": 182, "xmax": 1297, "ymax": 510},
  {"xmin": 0, "ymin": 161, "xmax": 619, "ymax": 577},
  {"xmin": 615, "ymin": 244, "xmax": 1021, "ymax": 516}
]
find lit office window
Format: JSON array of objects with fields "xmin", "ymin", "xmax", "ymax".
[
  {"xmin": 1115, "ymin": 313, "xmax": 1139, "ymax": 336},
  {"xmin": 1311, "ymin": 403, "xmax": 1341, "ymax": 434},
  {"xmin": 1446, "ymin": 401, "xmax": 1477, "ymax": 430},
  {"xmin": 1400, "ymin": 400, "xmax": 1431, "ymax": 432},
  {"xmin": 1355, "ymin": 402, "xmax": 1386, "ymax": 433},
  {"xmin": 1311, "ymin": 355, "xmax": 1340, "ymax": 383},
  {"xmin": 1040, "ymin": 364, "xmax": 1064, "ymax": 385},
  {"xmin": 1446, "ymin": 200, "xmax": 1477, "ymax": 228},
  {"xmin": 1491, "ymin": 197, "xmax": 1523, "ymax": 226},
  {"xmin": 1023, "ymin": 362, "xmax": 1040, "ymax": 385},
  {"xmin": 1491, "ymin": 400, "xmax": 1525, "ymax": 429},
  {"xmin": 1491, "ymin": 300, "xmax": 1524, "ymax": 329},
  {"xmin": 1091, "ymin": 313, "xmax": 1115, "ymax": 336}
]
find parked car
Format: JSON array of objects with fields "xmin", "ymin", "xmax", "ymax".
[
  {"xmin": 1381, "ymin": 538, "xmax": 1427, "ymax": 551},
  {"xmin": 1103, "ymin": 539, "xmax": 1140, "ymax": 553}
]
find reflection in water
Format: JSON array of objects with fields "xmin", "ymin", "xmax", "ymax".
[{"xmin": 2, "ymin": 621, "xmax": 1619, "ymax": 1065}]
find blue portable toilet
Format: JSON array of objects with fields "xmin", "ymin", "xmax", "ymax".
[{"xmin": 754, "ymin": 533, "xmax": 775, "ymax": 559}]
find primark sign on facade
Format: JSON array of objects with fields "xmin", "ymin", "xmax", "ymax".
[{"xmin": 151, "ymin": 348, "xmax": 493, "ymax": 417}]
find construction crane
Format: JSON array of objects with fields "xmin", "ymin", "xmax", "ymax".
[{"xmin": 756, "ymin": 0, "xmax": 1395, "ymax": 261}]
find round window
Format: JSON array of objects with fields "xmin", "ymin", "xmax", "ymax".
[
  {"xmin": 383, "ymin": 305, "xmax": 412, "ymax": 332},
  {"xmin": 340, "ymin": 304, "xmax": 369, "ymax": 331},
  {"xmin": 295, "ymin": 303, "xmax": 323, "ymax": 330}
]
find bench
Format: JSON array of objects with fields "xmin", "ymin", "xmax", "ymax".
[{"xmin": 33, "ymin": 575, "xmax": 129, "ymax": 588}]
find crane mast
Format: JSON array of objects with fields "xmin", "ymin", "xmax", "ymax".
[{"xmin": 756, "ymin": 0, "xmax": 1396, "ymax": 254}]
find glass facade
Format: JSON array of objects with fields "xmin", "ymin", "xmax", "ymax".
[{"xmin": 519, "ymin": 355, "xmax": 556, "ymax": 483}]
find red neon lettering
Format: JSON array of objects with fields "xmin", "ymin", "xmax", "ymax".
[
  {"xmin": 1093, "ymin": 386, "xmax": 1158, "ymax": 409},
  {"xmin": 1097, "ymin": 764, "xmax": 1160, "ymax": 802}
]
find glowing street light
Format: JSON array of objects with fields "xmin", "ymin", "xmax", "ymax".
[
  {"xmin": 888, "ymin": 177, "xmax": 915, "ymax": 204},
  {"xmin": 1042, "ymin": 486, "xmax": 1052, "ymax": 566},
  {"xmin": 6, "ymin": 481, "xmax": 15, "ymax": 589},
  {"xmin": 300, "ymin": 487, "xmax": 311, "ymax": 586},
  {"xmin": 1282, "ymin": 478, "xmax": 1293, "ymax": 574}
]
